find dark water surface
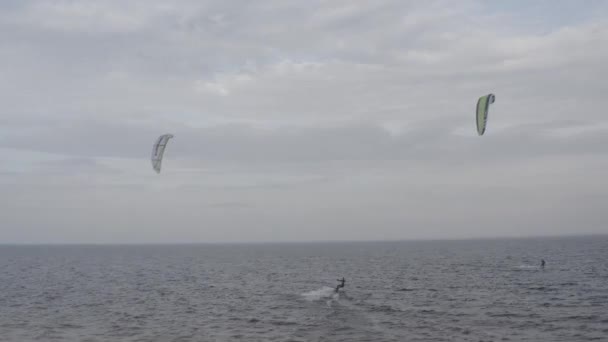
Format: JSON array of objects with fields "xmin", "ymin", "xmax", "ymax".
[{"xmin": 1, "ymin": 236, "xmax": 607, "ymax": 341}]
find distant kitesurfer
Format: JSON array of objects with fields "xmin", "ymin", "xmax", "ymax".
[
  {"xmin": 335, "ymin": 277, "xmax": 345, "ymax": 292},
  {"xmin": 541, "ymin": 259, "xmax": 545, "ymax": 268}
]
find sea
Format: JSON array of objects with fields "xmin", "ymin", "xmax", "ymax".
[{"xmin": 1, "ymin": 236, "xmax": 607, "ymax": 341}]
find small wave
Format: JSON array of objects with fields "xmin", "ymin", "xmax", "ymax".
[
  {"xmin": 301, "ymin": 286, "xmax": 339, "ymax": 302},
  {"xmin": 486, "ymin": 312, "xmax": 521, "ymax": 318},
  {"xmin": 370, "ymin": 304, "xmax": 399, "ymax": 313},
  {"xmin": 419, "ymin": 309, "xmax": 439, "ymax": 314},
  {"xmin": 270, "ymin": 320, "xmax": 298, "ymax": 326},
  {"xmin": 528, "ymin": 286, "xmax": 546, "ymax": 290},
  {"xmin": 566, "ymin": 315, "xmax": 600, "ymax": 321}
]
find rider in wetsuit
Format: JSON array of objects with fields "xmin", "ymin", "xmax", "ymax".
[{"xmin": 335, "ymin": 277, "xmax": 345, "ymax": 292}]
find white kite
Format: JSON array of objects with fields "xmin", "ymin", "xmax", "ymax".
[{"xmin": 151, "ymin": 134, "xmax": 174, "ymax": 173}]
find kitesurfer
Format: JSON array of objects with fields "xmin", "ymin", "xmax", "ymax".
[
  {"xmin": 541, "ymin": 259, "xmax": 545, "ymax": 268},
  {"xmin": 335, "ymin": 277, "xmax": 345, "ymax": 292}
]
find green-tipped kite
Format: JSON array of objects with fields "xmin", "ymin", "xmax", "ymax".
[{"xmin": 476, "ymin": 94, "xmax": 495, "ymax": 136}]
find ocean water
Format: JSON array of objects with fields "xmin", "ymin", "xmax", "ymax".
[{"xmin": 1, "ymin": 236, "xmax": 607, "ymax": 341}]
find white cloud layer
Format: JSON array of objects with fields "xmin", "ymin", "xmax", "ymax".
[{"xmin": 1, "ymin": 0, "xmax": 607, "ymax": 242}]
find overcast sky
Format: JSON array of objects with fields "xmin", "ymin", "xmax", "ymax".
[{"xmin": 1, "ymin": 0, "xmax": 607, "ymax": 243}]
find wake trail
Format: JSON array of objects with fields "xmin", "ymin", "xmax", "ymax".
[{"xmin": 301, "ymin": 286, "xmax": 339, "ymax": 306}]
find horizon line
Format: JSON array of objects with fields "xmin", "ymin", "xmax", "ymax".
[{"xmin": 1, "ymin": 233, "xmax": 606, "ymax": 246}]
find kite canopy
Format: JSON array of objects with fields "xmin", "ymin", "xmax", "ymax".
[
  {"xmin": 476, "ymin": 94, "xmax": 495, "ymax": 136},
  {"xmin": 151, "ymin": 134, "xmax": 173, "ymax": 173}
]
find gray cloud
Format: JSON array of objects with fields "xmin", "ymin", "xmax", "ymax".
[
  {"xmin": 3, "ymin": 117, "xmax": 607, "ymax": 164},
  {"xmin": 1, "ymin": 0, "xmax": 607, "ymax": 243}
]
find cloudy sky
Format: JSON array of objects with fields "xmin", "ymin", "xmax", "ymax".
[{"xmin": 1, "ymin": 0, "xmax": 607, "ymax": 243}]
